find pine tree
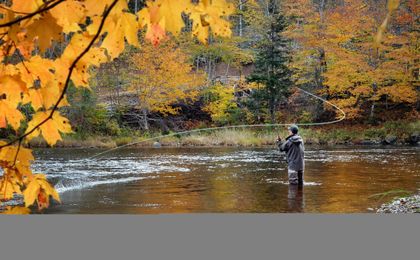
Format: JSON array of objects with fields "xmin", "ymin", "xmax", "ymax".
[{"xmin": 247, "ymin": 1, "xmax": 293, "ymax": 123}]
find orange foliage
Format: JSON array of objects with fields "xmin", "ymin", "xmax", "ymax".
[
  {"xmin": 129, "ymin": 39, "xmax": 205, "ymax": 116},
  {"xmin": 284, "ymin": 0, "xmax": 418, "ymax": 119}
]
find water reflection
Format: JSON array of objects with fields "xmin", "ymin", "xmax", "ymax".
[{"xmin": 287, "ymin": 185, "xmax": 304, "ymax": 213}]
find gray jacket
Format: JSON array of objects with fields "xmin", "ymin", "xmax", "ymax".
[{"xmin": 278, "ymin": 135, "xmax": 305, "ymax": 171}]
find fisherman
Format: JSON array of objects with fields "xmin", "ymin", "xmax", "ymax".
[{"xmin": 276, "ymin": 124, "xmax": 305, "ymax": 185}]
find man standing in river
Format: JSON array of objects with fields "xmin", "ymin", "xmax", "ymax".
[{"xmin": 277, "ymin": 124, "xmax": 305, "ymax": 185}]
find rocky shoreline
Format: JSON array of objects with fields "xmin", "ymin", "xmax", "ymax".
[{"xmin": 377, "ymin": 194, "xmax": 420, "ymax": 214}]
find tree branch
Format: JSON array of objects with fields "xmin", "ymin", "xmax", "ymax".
[
  {"xmin": 0, "ymin": 0, "xmax": 65, "ymax": 28},
  {"xmin": 0, "ymin": 0, "xmax": 120, "ymax": 149},
  {"xmin": 0, "ymin": 4, "xmax": 31, "ymax": 15}
]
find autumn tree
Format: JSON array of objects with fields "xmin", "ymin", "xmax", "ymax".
[
  {"xmin": 284, "ymin": 0, "xmax": 418, "ymax": 120},
  {"xmin": 0, "ymin": 0, "xmax": 234, "ymax": 214},
  {"xmin": 128, "ymin": 39, "xmax": 205, "ymax": 130},
  {"xmin": 203, "ymin": 82, "xmax": 238, "ymax": 125},
  {"xmin": 247, "ymin": 0, "xmax": 293, "ymax": 123},
  {"xmin": 176, "ymin": 0, "xmax": 267, "ymax": 83},
  {"xmin": 282, "ymin": 0, "xmax": 325, "ymax": 90}
]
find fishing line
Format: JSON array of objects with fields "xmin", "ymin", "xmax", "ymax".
[{"xmin": 87, "ymin": 87, "xmax": 346, "ymax": 160}]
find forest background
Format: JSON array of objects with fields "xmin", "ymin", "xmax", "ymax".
[{"xmin": 1, "ymin": 0, "xmax": 418, "ymax": 148}]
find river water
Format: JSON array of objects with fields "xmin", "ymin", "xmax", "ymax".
[{"xmin": 32, "ymin": 146, "xmax": 419, "ymax": 214}]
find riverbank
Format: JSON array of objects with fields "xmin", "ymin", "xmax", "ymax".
[
  {"xmin": 377, "ymin": 194, "xmax": 420, "ymax": 213},
  {"xmin": 25, "ymin": 121, "xmax": 420, "ymax": 148}
]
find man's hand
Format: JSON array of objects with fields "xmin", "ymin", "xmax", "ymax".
[{"xmin": 276, "ymin": 135, "xmax": 282, "ymax": 142}]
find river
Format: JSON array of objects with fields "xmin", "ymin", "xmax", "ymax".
[{"xmin": 31, "ymin": 146, "xmax": 419, "ymax": 214}]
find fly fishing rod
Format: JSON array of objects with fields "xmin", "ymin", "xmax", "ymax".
[{"xmin": 87, "ymin": 87, "xmax": 346, "ymax": 160}]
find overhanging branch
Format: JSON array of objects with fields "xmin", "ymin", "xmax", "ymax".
[
  {"xmin": 0, "ymin": 0, "xmax": 66, "ymax": 28},
  {"xmin": 0, "ymin": 0, "xmax": 120, "ymax": 149}
]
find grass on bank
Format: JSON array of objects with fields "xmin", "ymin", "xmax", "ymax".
[{"xmin": 25, "ymin": 120, "xmax": 420, "ymax": 148}]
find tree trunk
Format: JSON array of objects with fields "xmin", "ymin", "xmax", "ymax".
[
  {"xmin": 142, "ymin": 109, "xmax": 149, "ymax": 130},
  {"xmin": 269, "ymin": 99, "xmax": 275, "ymax": 123},
  {"xmin": 239, "ymin": 0, "xmax": 243, "ymax": 37},
  {"xmin": 225, "ymin": 62, "xmax": 230, "ymax": 80},
  {"xmin": 370, "ymin": 103, "xmax": 375, "ymax": 120},
  {"xmin": 319, "ymin": 0, "xmax": 326, "ymax": 24},
  {"xmin": 315, "ymin": 48, "xmax": 326, "ymax": 88}
]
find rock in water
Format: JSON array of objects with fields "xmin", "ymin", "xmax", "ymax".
[
  {"xmin": 383, "ymin": 135, "xmax": 397, "ymax": 145},
  {"xmin": 361, "ymin": 139, "xmax": 379, "ymax": 145},
  {"xmin": 153, "ymin": 142, "xmax": 162, "ymax": 148},
  {"xmin": 409, "ymin": 132, "xmax": 419, "ymax": 145}
]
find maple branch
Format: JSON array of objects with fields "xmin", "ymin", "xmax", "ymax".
[
  {"xmin": 12, "ymin": 41, "xmax": 31, "ymax": 74},
  {"xmin": 0, "ymin": 33, "xmax": 6, "ymax": 42},
  {"xmin": 0, "ymin": 0, "xmax": 66, "ymax": 28},
  {"xmin": 0, "ymin": 4, "xmax": 31, "ymax": 15},
  {"xmin": 0, "ymin": 0, "xmax": 119, "ymax": 149},
  {"xmin": 10, "ymin": 139, "xmax": 22, "ymax": 168}
]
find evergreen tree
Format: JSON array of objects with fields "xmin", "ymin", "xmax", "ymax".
[{"xmin": 246, "ymin": 1, "xmax": 293, "ymax": 123}]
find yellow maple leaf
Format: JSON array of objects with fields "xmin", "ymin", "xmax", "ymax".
[
  {"xmin": 11, "ymin": 0, "xmax": 44, "ymax": 13},
  {"xmin": 0, "ymin": 143, "xmax": 34, "ymax": 167},
  {"xmin": 374, "ymin": 0, "xmax": 400, "ymax": 47},
  {"xmin": 26, "ymin": 12, "xmax": 63, "ymax": 52},
  {"xmin": 120, "ymin": 11, "xmax": 140, "ymax": 47},
  {"xmin": 1, "ymin": 206, "xmax": 30, "ymax": 215},
  {"xmin": 18, "ymin": 56, "xmax": 55, "ymax": 85},
  {"xmin": 23, "ymin": 177, "xmax": 40, "ymax": 207},
  {"xmin": 14, "ymin": 164, "xmax": 34, "ymax": 185},
  {"xmin": 23, "ymin": 174, "xmax": 60, "ymax": 208},
  {"xmin": 0, "ymin": 64, "xmax": 19, "ymax": 76},
  {"xmin": 145, "ymin": 22, "xmax": 167, "ymax": 46},
  {"xmin": 0, "ymin": 75, "xmax": 27, "ymax": 128},
  {"xmin": 0, "ymin": 178, "xmax": 21, "ymax": 200},
  {"xmin": 138, "ymin": 2, "xmax": 159, "ymax": 27},
  {"xmin": 56, "ymin": 33, "xmax": 107, "ymax": 87},
  {"xmin": 80, "ymin": 47, "xmax": 108, "ymax": 68},
  {"xmin": 61, "ymin": 33, "xmax": 94, "ymax": 63},
  {"xmin": 37, "ymin": 175, "xmax": 60, "ymax": 203},
  {"xmin": 190, "ymin": 0, "xmax": 234, "ymax": 43},
  {"xmin": 138, "ymin": 6, "xmax": 165, "ymax": 45},
  {"xmin": 17, "ymin": 42, "xmax": 36, "ymax": 60},
  {"xmin": 146, "ymin": 0, "xmax": 192, "ymax": 36},
  {"xmin": 23, "ymin": 80, "xmax": 68, "ymax": 110},
  {"xmin": 102, "ymin": 11, "xmax": 140, "ymax": 59},
  {"xmin": 25, "ymin": 111, "xmax": 72, "ymax": 146},
  {"xmin": 83, "ymin": 0, "xmax": 115, "ymax": 17},
  {"xmin": 0, "ymin": 75, "xmax": 27, "ymax": 102},
  {"xmin": 139, "ymin": 0, "xmax": 193, "ymax": 44},
  {"xmin": 50, "ymin": 0, "xmax": 86, "ymax": 33},
  {"xmin": 0, "ymin": 100, "xmax": 24, "ymax": 130},
  {"xmin": 86, "ymin": 0, "xmax": 139, "ymax": 59},
  {"xmin": 161, "ymin": 0, "xmax": 194, "ymax": 35}
]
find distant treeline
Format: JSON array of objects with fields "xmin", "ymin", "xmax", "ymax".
[{"xmin": 1, "ymin": 0, "xmax": 418, "ymax": 141}]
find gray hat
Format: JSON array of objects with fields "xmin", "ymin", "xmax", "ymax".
[{"xmin": 288, "ymin": 124, "xmax": 299, "ymax": 134}]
